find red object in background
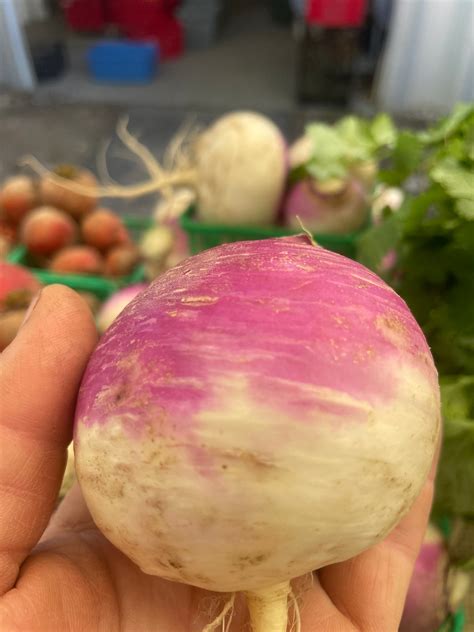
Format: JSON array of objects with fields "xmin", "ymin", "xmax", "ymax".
[
  {"xmin": 106, "ymin": 0, "xmax": 183, "ymax": 58},
  {"xmin": 306, "ymin": 0, "xmax": 367, "ymax": 27},
  {"xmin": 62, "ymin": 0, "xmax": 106, "ymax": 32}
]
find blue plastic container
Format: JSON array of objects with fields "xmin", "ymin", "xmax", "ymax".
[{"xmin": 87, "ymin": 40, "xmax": 158, "ymax": 83}]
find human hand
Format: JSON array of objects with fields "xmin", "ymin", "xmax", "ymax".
[{"xmin": 0, "ymin": 285, "xmax": 438, "ymax": 632}]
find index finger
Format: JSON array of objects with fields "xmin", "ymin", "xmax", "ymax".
[{"xmin": 0, "ymin": 285, "xmax": 97, "ymax": 595}]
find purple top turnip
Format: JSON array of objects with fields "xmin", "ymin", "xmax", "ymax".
[
  {"xmin": 74, "ymin": 236, "xmax": 440, "ymax": 631},
  {"xmin": 283, "ymin": 178, "xmax": 369, "ymax": 235}
]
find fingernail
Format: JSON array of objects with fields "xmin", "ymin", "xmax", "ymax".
[{"xmin": 21, "ymin": 290, "xmax": 42, "ymax": 327}]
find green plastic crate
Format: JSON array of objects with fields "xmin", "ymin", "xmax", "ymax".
[
  {"xmin": 180, "ymin": 207, "xmax": 367, "ymax": 259},
  {"xmin": 6, "ymin": 216, "xmax": 151, "ymax": 299},
  {"xmin": 440, "ymin": 609, "xmax": 465, "ymax": 632}
]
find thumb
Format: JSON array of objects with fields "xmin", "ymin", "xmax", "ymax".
[{"xmin": 0, "ymin": 285, "xmax": 97, "ymax": 594}]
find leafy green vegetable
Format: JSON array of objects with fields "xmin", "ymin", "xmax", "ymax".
[
  {"xmin": 419, "ymin": 102, "xmax": 473, "ymax": 144},
  {"xmin": 378, "ymin": 131, "xmax": 423, "ymax": 186},
  {"xmin": 355, "ymin": 104, "xmax": 474, "ymax": 521},
  {"xmin": 431, "ymin": 161, "xmax": 474, "ymax": 200},
  {"xmin": 434, "ymin": 377, "xmax": 474, "ymax": 518},
  {"xmin": 358, "ymin": 103, "xmax": 474, "ymax": 376},
  {"xmin": 303, "ymin": 113, "xmax": 397, "ymax": 184},
  {"xmin": 370, "ymin": 113, "xmax": 397, "ymax": 147}
]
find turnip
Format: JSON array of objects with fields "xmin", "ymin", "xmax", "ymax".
[
  {"xmin": 96, "ymin": 283, "xmax": 147, "ymax": 334},
  {"xmin": 74, "ymin": 236, "xmax": 440, "ymax": 631},
  {"xmin": 400, "ymin": 523, "xmax": 470, "ymax": 632},
  {"xmin": 193, "ymin": 112, "xmax": 287, "ymax": 226},
  {"xmin": 140, "ymin": 221, "xmax": 190, "ymax": 280},
  {"xmin": 283, "ymin": 178, "xmax": 368, "ymax": 234},
  {"xmin": 154, "ymin": 188, "xmax": 196, "ymax": 224},
  {"xmin": 139, "ymin": 225, "xmax": 175, "ymax": 280},
  {"xmin": 23, "ymin": 112, "xmax": 288, "ymax": 228}
]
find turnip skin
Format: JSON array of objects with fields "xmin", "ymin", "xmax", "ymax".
[{"xmin": 74, "ymin": 237, "xmax": 439, "ymax": 596}]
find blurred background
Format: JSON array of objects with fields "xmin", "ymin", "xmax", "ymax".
[
  {"xmin": 1, "ymin": 3, "xmax": 473, "ymax": 630},
  {"xmin": 1, "ymin": 0, "xmax": 472, "ymax": 187}
]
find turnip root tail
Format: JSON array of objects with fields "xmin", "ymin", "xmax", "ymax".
[
  {"xmin": 20, "ymin": 115, "xmax": 198, "ymax": 202},
  {"xmin": 21, "ymin": 154, "xmax": 196, "ymax": 199},
  {"xmin": 245, "ymin": 581, "xmax": 293, "ymax": 632},
  {"xmin": 202, "ymin": 594, "xmax": 236, "ymax": 632}
]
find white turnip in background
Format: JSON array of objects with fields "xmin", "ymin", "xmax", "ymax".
[
  {"xmin": 23, "ymin": 112, "xmax": 288, "ymax": 229},
  {"xmin": 283, "ymin": 178, "xmax": 369, "ymax": 235},
  {"xmin": 74, "ymin": 236, "xmax": 439, "ymax": 632},
  {"xmin": 194, "ymin": 112, "xmax": 287, "ymax": 226}
]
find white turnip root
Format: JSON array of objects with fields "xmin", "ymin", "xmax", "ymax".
[
  {"xmin": 283, "ymin": 178, "xmax": 369, "ymax": 234},
  {"xmin": 400, "ymin": 523, "xmax": 469, "ymax": 632},
  {"xmin": 74, "ymin": 236, "xmax": 440, "ymax": 632},
  {"xmin": 23, "ymin": 112, "xmax": 287, "ymax": 229},
  {"xmin": 154, "ymin": 188, "xmax": 196, "ymax": 224},
  {"xmin": 59, "ymin": 443, "xmax": 76, "ymax": 500}
]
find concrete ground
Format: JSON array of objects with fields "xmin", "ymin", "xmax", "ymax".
[{"xmin": 33, "ymin": 6, "xmax": 300, "ymax": 111}]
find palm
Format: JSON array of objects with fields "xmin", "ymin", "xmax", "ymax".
[{"xmin": 0, "ymin": 287, "xmax": 436, "ymax": 632}]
